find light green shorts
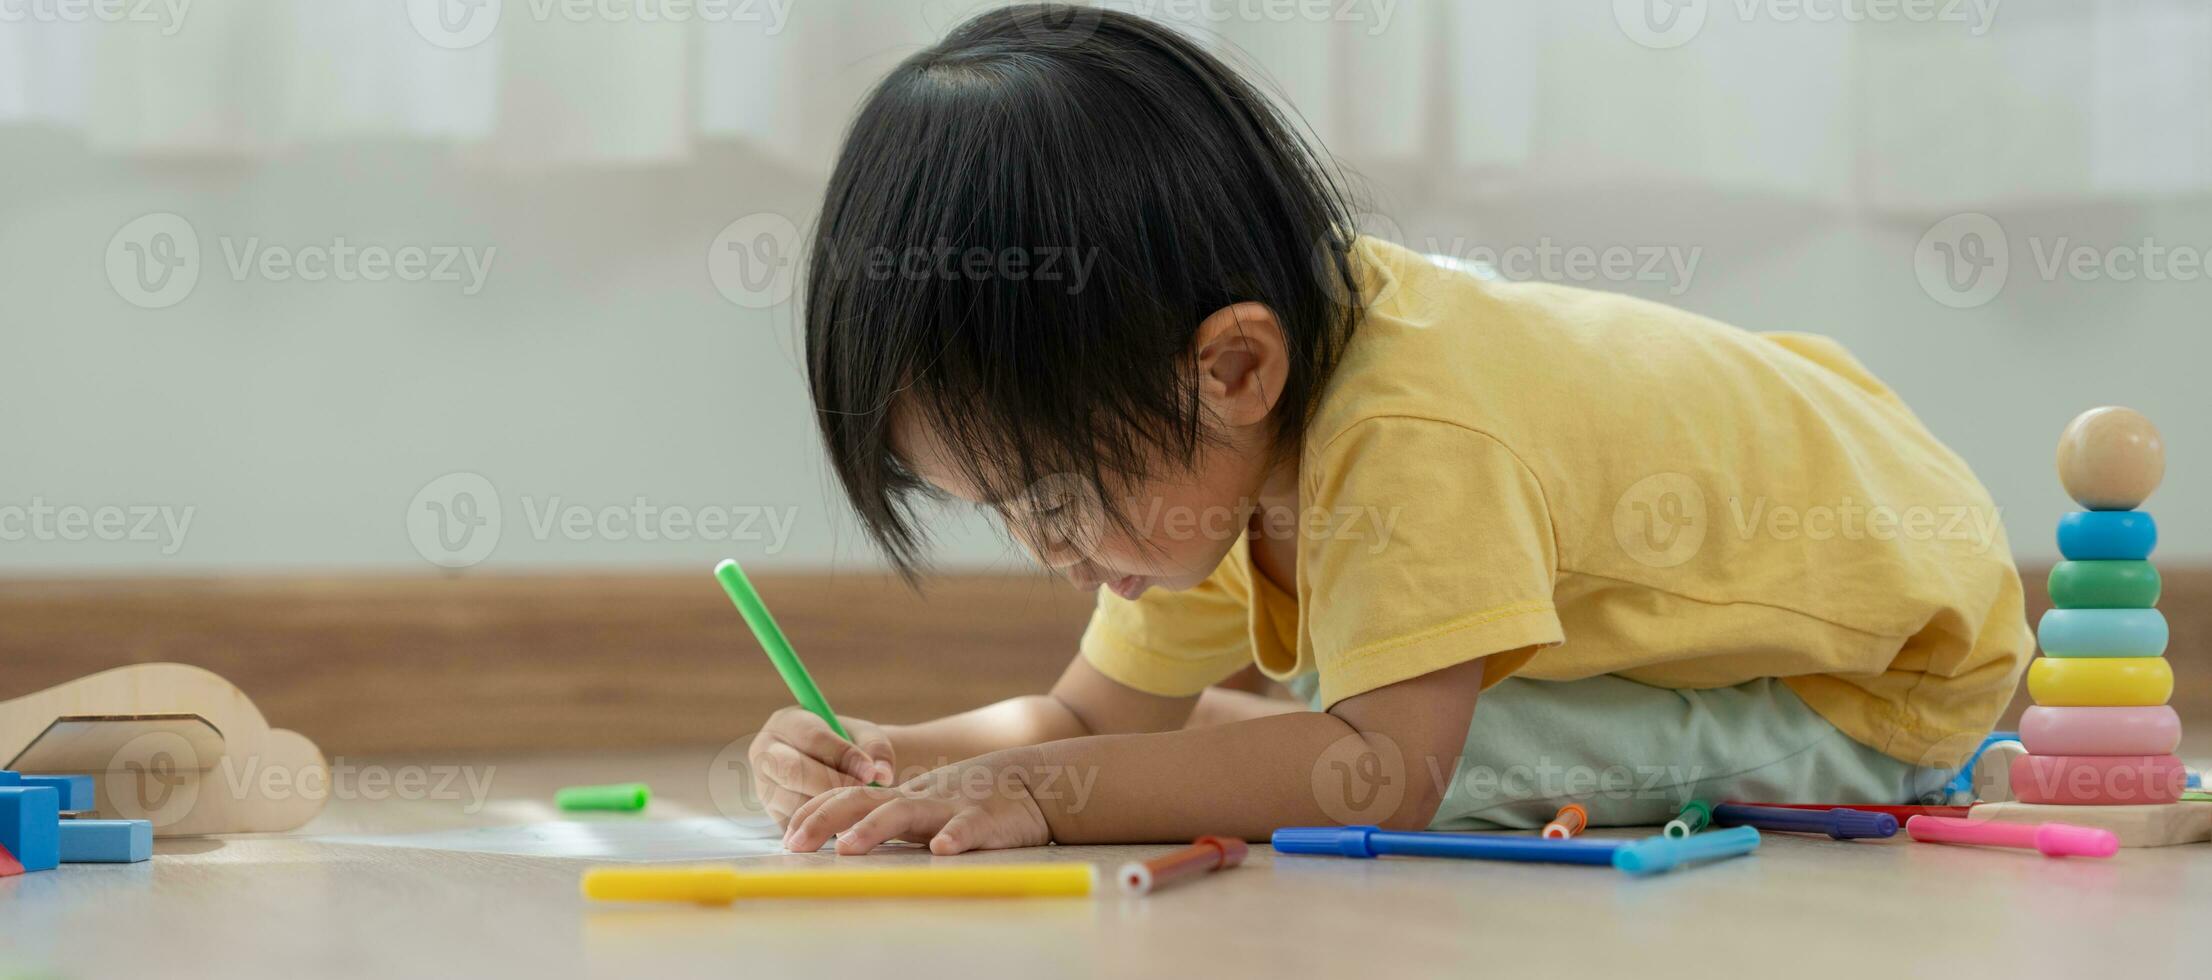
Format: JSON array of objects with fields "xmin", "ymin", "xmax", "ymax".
[{"xmin": 1289, "ymin": 672, "xmax": 1960, "ymax": 831}]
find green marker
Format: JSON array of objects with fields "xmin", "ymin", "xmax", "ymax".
[
  {"xmin": 715, "ymin": 558, "xmax": 854, "ymax": 742},
  {"xmin": 557, "ymin": 783, "xmax": 651, "ymax": 812}
]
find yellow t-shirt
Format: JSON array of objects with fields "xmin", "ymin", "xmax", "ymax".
[{"xmin": 1079, "ymin": 237, "xmax": 2031, "ymax": 768}]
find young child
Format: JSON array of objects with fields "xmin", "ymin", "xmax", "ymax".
[{"xmin": 755, "ymin": 5, "xmax": 2032, "ymax": 855}]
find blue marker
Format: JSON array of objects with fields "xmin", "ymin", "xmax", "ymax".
[
  {"xmin": 1271, "ymin": 825, "xmax": 1758, "ymax": 876},
  {"xmin": 1711, "ymin": 803, "xmax": 1897, "ymax": 840},
  {"xmin": 1274, "ymin": 825, "xmax": 1620, "ymax": 864}
]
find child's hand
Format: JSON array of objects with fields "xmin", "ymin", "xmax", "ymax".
[
  {"xmin": 749, "ymin": 707, "xmax": 897, "ymax": 828},
  {"xmin": 781, "ymin": 756, "xmax": 1051, "ymax": 856}
]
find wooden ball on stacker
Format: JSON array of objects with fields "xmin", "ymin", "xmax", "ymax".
[{"xmin": 2057, "ymin": 407, "xmax": 2165, "ymax": 511}]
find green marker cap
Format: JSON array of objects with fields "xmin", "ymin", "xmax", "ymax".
[
  {"xmin": 557, "ymin": 783, "xmax": 651, "ymax": 812},
  {"xmin": 1664, "ymin": 799, "xmax": 1713, "ymax": 838}
]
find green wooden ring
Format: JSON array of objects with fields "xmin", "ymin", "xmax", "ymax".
[{"xmin": 2048, "ymin": 560, "xmax": 2161, "ymax": 609}]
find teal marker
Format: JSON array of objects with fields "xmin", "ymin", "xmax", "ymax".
[{"xmin": 714, "ymin": 558, "xmax": 854, "ymax": 742}]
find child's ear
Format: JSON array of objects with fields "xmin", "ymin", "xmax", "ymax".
[{"xmin": 1192, "ymin": 302, "xmax": 1289, "ymax": 429}]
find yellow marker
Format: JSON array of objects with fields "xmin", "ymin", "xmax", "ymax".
[
  {"xmin": 2027, "ymin": 657, "xmax": 2172, "ymax": 707},
  {"xmin": 581, "ymin": 863, "xmax": 1097, "ymax": 904}
]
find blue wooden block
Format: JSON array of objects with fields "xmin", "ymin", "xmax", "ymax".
[
  {"xmin": 58, "ymin": 819, "xmax": 153, "ymax": 863},
  {"xmin": 2057, "ymin": 510, "xmax": 2157, "ymax": 560},
  {"xmin": 0, "ymin": 786, "xmax": 61, "ymax": 872},
  {"xmin": 17, "ymin": 775, "xmax": 94, "ymax": 812},
  {"xmin": 0, "ymin": 770, "xmax": 20, "ymax": 784}
]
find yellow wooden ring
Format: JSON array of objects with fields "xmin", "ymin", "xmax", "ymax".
[{"xmin": 2027, "ymin": 657, "xmax": 2172, "ymax": 707}]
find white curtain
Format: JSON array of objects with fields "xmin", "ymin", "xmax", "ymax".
[{"xmin": 2, "ymin": 0, "xmax": 2206, "ymax": 212}]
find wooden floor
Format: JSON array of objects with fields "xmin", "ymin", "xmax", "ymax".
[{"xmin": 3, "ymin": 744, "xmax": 2207, "ymax": 980}]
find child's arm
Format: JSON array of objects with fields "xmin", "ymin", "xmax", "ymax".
[
  {"xmin": 751, "ymin": 656, "xmax": 1292, "ymax": 826},
  {"xmin": 782, "ymin": 657, "xmax": 1491, "ymax": 853}
]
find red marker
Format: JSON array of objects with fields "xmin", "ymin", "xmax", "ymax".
[
  {"xmin": 1118, "ymin": 836, "xmax": 1248, "ymax": 895},
  {"xmin": 1723, "ymin": 802, "xmax": 1973, "ymax": 820}
]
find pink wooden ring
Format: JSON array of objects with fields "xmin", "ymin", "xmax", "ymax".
[
  {"xmin": 2009, "ymin": 754, "xmax": 2186, "ymax": 806},
  {"xmin": 2019, "ymin": 706, "xmax": 2182, "ymax": 756}
]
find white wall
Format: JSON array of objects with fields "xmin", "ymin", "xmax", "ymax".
[{"xmin": 3, "ymin": 11, "xmax": 2207, "ymax": 574}]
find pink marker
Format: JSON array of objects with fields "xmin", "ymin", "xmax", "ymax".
[{"xmin": 1905, "ymin": 815, "xmax": 2117, "ymax": 858}]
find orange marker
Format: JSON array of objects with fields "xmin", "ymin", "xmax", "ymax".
[
  {"xmin": 1542, "ymin": 803, "xmax": 1588, "ymax": 839},
  {"xmin": 1117, "ymin": 835, "xmax": 1248, "ymax": 895}
]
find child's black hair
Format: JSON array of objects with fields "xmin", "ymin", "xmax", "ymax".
[{"xmin": 805, "ymin": 3, "xmax": 1361, "ymax": 574}]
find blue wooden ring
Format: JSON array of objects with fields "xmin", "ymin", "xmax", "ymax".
[
  {"xmin": 2038, "ymin": 608, "xmax": 2169, "ymax": 658},
  {"xmin": 2056, "ymin": 510, "xmax": 2156, "ymax": 561}
]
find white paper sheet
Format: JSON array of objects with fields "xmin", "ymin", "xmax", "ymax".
[{"xmin": 319, "ymin": 816, "xmax": 822, "ymax": 862}]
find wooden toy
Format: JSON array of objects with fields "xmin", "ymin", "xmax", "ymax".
[
  {"xmin": 2009, "ymin": 754, "xmax": 2186, "ymax": 806},
  {"xmin": 2019, "ymin": 706, "xmax": 2181, "ymax": 757},
  {"xmin": 2007, "ymin": 407, "xmax": 2186, "ymax": 824},
  {"xmin": 2056, "ymin": 406, "xmax": 2164, "ymax": 510},
  {"xmin": 2056, "ymin": 510, "xmax": 2157, "ymax": 560},
  {"xmin": 1969, "ymin": 800, "xmax": 2212, "ymax": 848},
  {"xmin": 14, "ymin": 775, "xmax": 95, "ymax": 812},
  {"xmin": 57, "ymin": 819, "xmax": 154, "ymax": 863},
  {"xmin": 0, "ymin": 785, "xmax": 61, "ymax": 871},
  {"xmin": 0, "ymin": 663, "xmax": 327, "ymax": 837},
  {"xmin": 2035, "ymin": 608, "xmax": 2169, "ymax": 657},
  {"xmin": 2047, "ymin": 560, "xmax": 2160, "ymax": 608},
  {"xmin": 2025, "ymin": 657, "xmax": 2172, "ymax": 707},
  {"xmin": 0, "ymin": 842, "xmax": 22, "ymax": 876}
]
